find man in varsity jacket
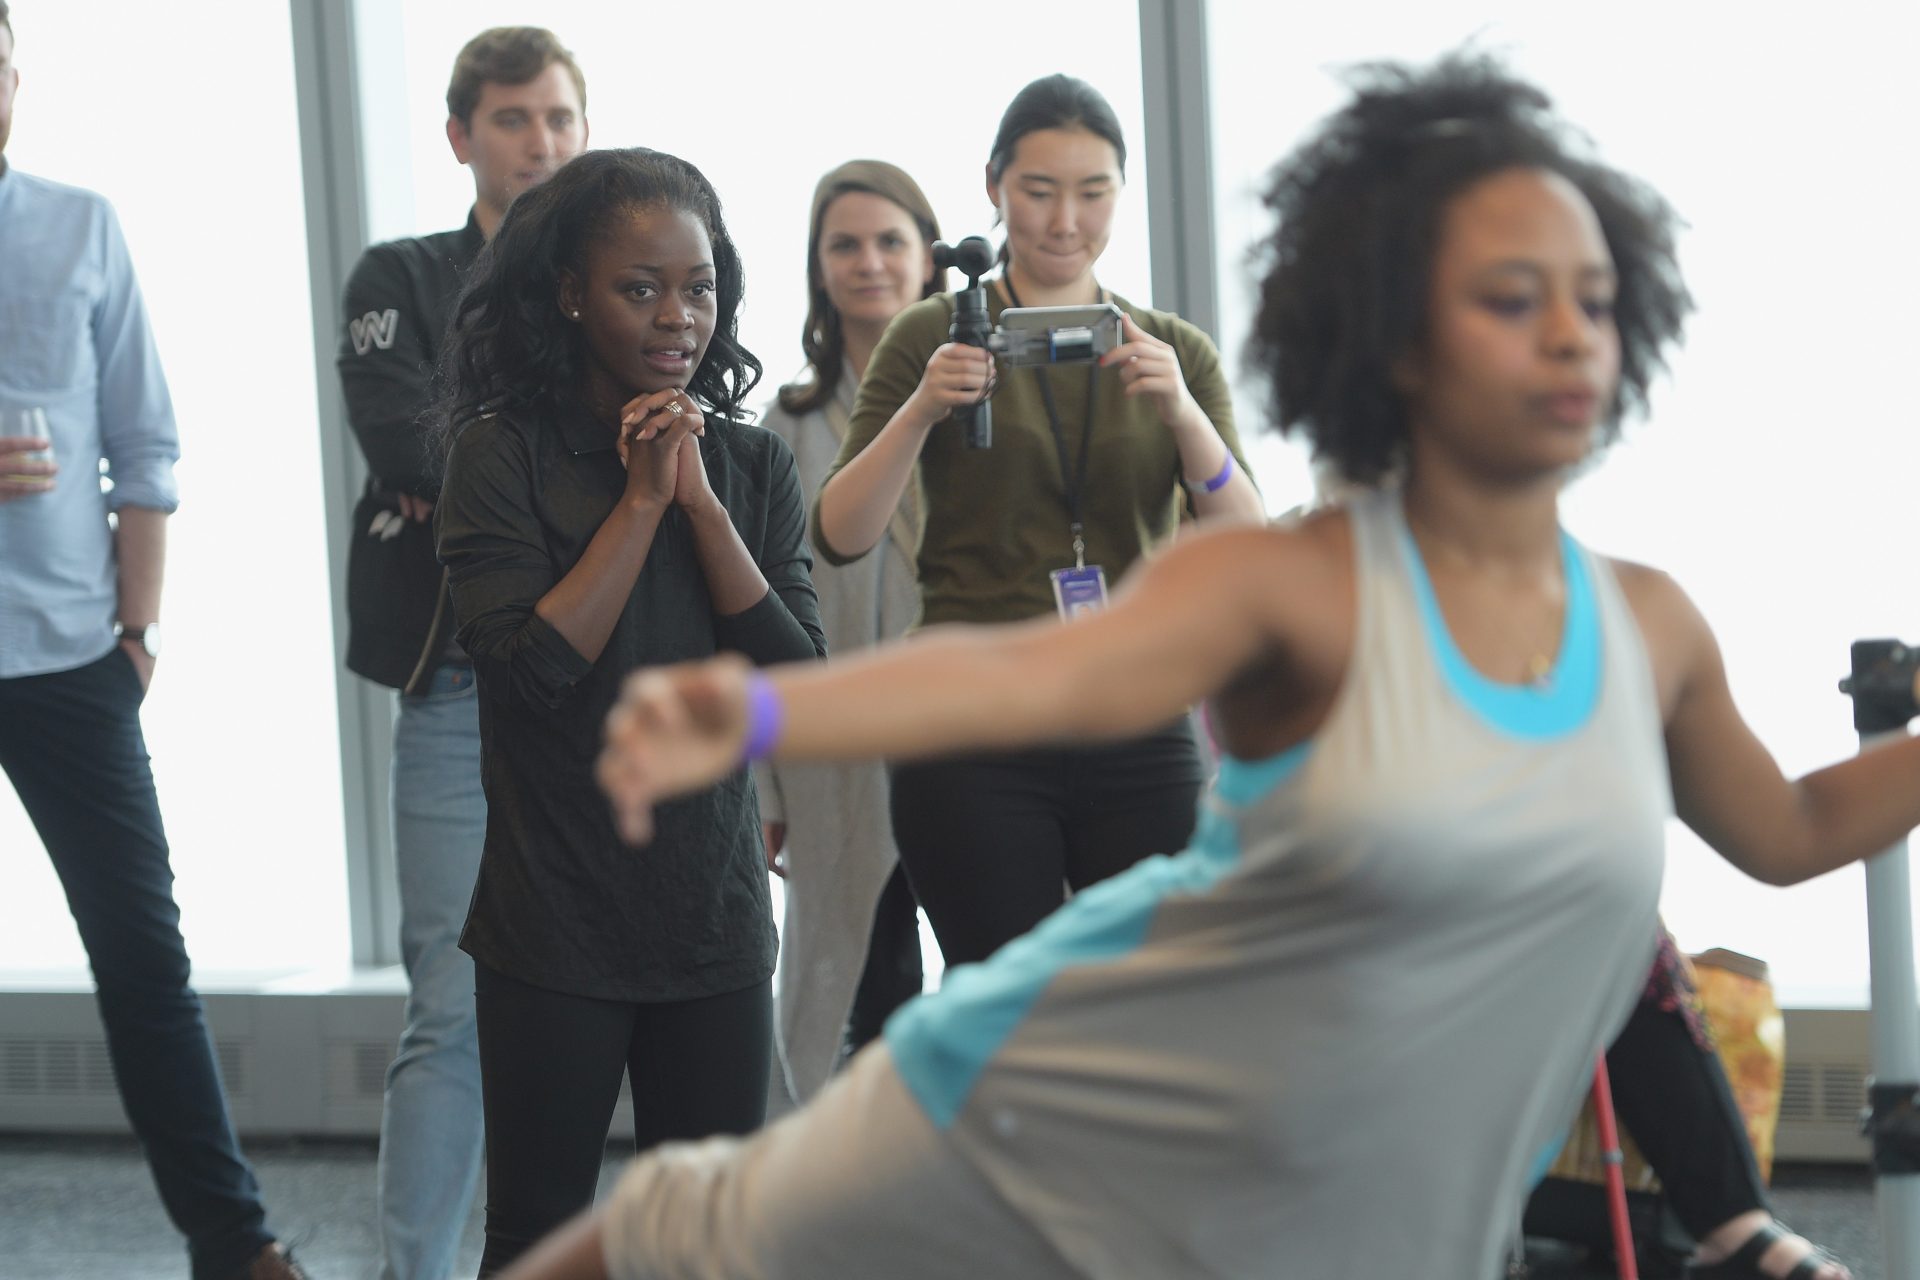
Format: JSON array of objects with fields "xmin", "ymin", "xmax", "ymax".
[{"xmin": 334, "ymin": 26, "xmax": 587, "ymax": 1280}]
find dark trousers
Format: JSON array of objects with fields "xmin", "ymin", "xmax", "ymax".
[
  {"xmin": 842, "ymin": 862, "xmax": 924, "ymax": 1056},
  {"xmin": 1524, "ymin": 996, "xmax": 1770, "ymax": 1259},
  {"xmin": 1607, "ymin": 996, "xmax": 1770, "ymax": 1237},
  {"xmin": 0, "ymin": 649, "xmax": 274, "ymax": 1280},
  {"xmin": 473, "ymin": 962, "xmax": 774, "ymax": 1275},
  {"xmin": 889, "ymin": 720, "xmax": 1204, "ymax": 968}
]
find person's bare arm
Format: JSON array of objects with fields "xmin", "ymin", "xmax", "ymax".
[
  {"xmin": 601, "ymin": 523, "xmax": 1320, "ymax": 841},
  {"xmin": 532, "ymin": 395, "xmax": 696, "ymax": 663},
  {"xmin": 815, "ymin": 343, "xmax": 989, "ymax": 559},
  {"xmin": 114, "ymin": 506, "xmax": 166, "ymax": 690},
  {"xmin": 1101, "ymin": 313, "xmax": 1264, "ymax": 524},
  {"xmin": 1632, "ymin": 565, "xmax": 1920, "ymax": 886},
  {"xmin": 495, "ymin": 1212, "xmax": 608, "ymax": 1280},
  {"xmin": 670, "ymin": 435, "xmax": 772, "ymax": 616}
]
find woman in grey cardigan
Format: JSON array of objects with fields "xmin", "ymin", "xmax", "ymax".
[{"xmin": 755, "ymin": 160, "xmax": 946, "ymax": 1101}]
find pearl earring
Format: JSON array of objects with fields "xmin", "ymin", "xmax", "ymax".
[{"xmin": 569, "ymin": 309, "xmax": 580, "ymax": 319}]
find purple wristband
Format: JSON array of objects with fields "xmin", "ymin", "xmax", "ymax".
[
  {"xmin": 741, "ymin": 673, "xmax": 784, "ymax": 763},
  {"xmin": 1200, "ymin": 453, "xmax": 1235, "ymax": 494}
]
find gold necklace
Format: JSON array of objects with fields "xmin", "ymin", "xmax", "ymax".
[{"xmin": 1406, "ymin": 510, "xmax": 1562, "ymax": 690}]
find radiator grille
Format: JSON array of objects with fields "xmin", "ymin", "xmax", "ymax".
[
  {"xmin": 0, "ymin": 1037, "xmax": 246, "ymax": 1098},
  {"xmin": 0, "ymin": 1039, "xmax": 116, "ymax": 1095},
  {"xmin": 1779, "ymin": 1060, "xmax": 1869, "ymax": 1130},
  {"xmin": 325, "ymin": 1039, "xmax": 397, "ymax": 1101},
  {"xmin": 1781, "ymin": 1063, "xmax": 1817, "ymax": 1121},
  {"xmin": 1821, "ymin": 1064, "xmax": 1866, "ymax": 1124}
]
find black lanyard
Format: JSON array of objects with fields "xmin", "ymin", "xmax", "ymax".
[{"xmin": 1003, "ymin": 276, "xmax": 1099, "ymax": 568}]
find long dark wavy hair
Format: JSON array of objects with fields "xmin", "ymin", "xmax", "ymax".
[
  {"xmin": 778, "ymin": 160, "xmax": 945, "ymax": 416},
  {"xmin": 1249, "ymin": 53, "xmax": 1690, "ymax": 483},
  {"xmin": 432, "ymin": 147, "xmax": 762, "ymax": 456}
]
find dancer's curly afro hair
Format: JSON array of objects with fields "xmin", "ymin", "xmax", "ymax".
[{"xmin": 1248, "ymin": 53, "xmax": 1692, "ymax": 483}]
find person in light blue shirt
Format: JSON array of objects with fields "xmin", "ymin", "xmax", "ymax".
[{"xmin": 0, "ymin": 6, "xmax": 307, "ymax": 1278}]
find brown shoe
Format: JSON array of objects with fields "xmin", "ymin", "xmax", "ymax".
[{"xmin": 232, "ymin": 1243, "xmax": 311, "ymax": 1280}]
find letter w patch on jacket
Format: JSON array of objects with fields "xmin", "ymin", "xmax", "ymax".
[{"xmin": 350, "ymin": 309, "xmax": 400, "ymax": 355}]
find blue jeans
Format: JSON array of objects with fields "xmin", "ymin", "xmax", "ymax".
[
  {"xmin": 0, "ymin": 648, "xmax": 277, "ymax": 1280},
  {"xmin": 378, "ymin": 664, "xmax": 488, "ymax": 1280}
]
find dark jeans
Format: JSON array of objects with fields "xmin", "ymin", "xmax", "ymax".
[
  {"xmin": 889, "ymin": 720, "xmax": 1205, "ymax": 968},
  {"xmin": 842, "ymin": 862, "xmax": 923, "ymax": 1056},
  {"xmin": 473, "ymin": 962, "xmax": 774, "ymax": 1275},
  {"xmin": 0, "ymin": 648, "xmax": 275, "ymax": 1280}
]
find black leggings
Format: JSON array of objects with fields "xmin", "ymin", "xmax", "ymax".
[
  {"xmin": 1605, "ymin": 996, "xmax": 1770, "ymax": 1237},
  {"xmin": 843, "ymin": 862, "xmax": 925, "ymax": 1056},
  {"xmin": 473, "ymin": 962, "xmax": 772, "ymax": 1275},
  {"xmin": 1524, "ymin": 995, "xmax": 1770, "ymax": 1252},
  {"xmin": 888, "ymin": 720, "xmax": 1204, "ymax": 968}
]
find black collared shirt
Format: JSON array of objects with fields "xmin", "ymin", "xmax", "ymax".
[{"xmin": 437, "ymin": 405, "xmax": 826, "ymax": 1002}]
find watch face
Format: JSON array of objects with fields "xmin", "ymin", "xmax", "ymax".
[{"xmin": 121, "ymin": 624, "xmax": 161, "ymax": 658}]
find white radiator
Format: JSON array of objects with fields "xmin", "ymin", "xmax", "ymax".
[{"xmin": 0, "ymin": 985, "xmax": 1872, "ymax": 1160}]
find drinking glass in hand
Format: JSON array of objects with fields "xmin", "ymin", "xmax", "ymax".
[{"xmin": 0, "ymin": 406, "xmax": 55, "ymax": 496}]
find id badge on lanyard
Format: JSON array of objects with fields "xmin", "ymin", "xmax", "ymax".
[
  {"xmin": 1051, "ymin": 532, "xmax": 1109, "ymax": 621},
  {"xmin": 1015, "ymin": 279, "xmax": 1110, "ymax": 622}
]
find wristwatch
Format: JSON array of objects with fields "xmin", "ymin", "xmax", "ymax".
[{"xmin": 116, "ymin": 621, "xmax": 162, "ymax": 658}]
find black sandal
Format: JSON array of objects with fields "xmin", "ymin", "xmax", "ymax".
[{"xmin": 1685, "ymin": 1222, "xmax": 1846, "ymax": 1280}]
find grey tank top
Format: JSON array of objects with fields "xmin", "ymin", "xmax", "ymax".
[{"xmin": 885, "ymin": 487, "xmax": 1671, "ymax": 1278}]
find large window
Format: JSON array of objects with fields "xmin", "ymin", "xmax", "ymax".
[
  {"xmin": 1208, "ymin": 2, "xmax": 1920, "ymax": 1003},
  {"xmin": 0, "ymin": 3, "xmax": 349, "ymax": 975}
]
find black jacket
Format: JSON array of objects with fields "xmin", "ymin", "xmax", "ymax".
[
  {"xmin": 336, "ymin": 213, "xmax": 485, "ymax": 691},
  {"xmin": 437, "ymin": 407, "xmax": 826, "ymax": 1000}
]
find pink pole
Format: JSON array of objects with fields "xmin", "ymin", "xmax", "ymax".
[{"xmin": 1591, "ymin": 1053, "xmax": 1639, "ymax": 1280}]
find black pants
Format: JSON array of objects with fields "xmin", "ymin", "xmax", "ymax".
[
  {"xmin": 0, "ymin": 649, "xmax": 275, "ymax": 1280},
  {"xmin": 473, "ymin": 962, "xmax": 774, "ymax": 1275},
  {"xmin": 1524, "ymin": 995, "xmax": 1770, "ymax": 1254},
  {"xmin": 842, "ymin": 862, "xmax": 924, "ymax": 1057},
  {"xmin": 1607, "ymin": 996, "xmax": 1770, "ymax": 1237},
  {"xmin": 889, "ymin": 720, "xmax": 1204, "ymax": 968}
]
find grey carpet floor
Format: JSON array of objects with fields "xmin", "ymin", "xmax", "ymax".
[{"xmin": 0, "ymin": 1134, "xmax": 1887, "ymax": 1279}]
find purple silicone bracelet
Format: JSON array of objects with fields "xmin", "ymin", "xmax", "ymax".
[
  {"xmin": 1201, "ymin": 453, "xmax": 1235, "ymax": 494},
  {"xmin": 741, "ymin": 673, "xmax": 784, "ymax": 763}
]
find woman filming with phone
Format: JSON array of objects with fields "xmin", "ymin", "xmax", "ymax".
[{"xmin": 813, "ymin": 74, "xmax": 1265, "ymax": 972}]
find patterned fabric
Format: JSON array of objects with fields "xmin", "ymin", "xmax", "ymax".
[{"xmin": 1645, "ymin": 926, "xmax": 1714, "ymax": 1052}]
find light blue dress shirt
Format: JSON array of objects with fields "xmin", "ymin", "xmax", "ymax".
[{"xmin": 0, "ymin": 164, "xmax": 179, "ymax": 678}]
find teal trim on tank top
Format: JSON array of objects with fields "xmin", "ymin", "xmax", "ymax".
[
  {"xmin": 1529, "ymin": 1135, "xmax": 1568, "ymax": 1188},
  {"xmin": 1399, "ymin": 522, "xmax": 1601, "ymax": 741},
  {"xmin": 886, "ymin": 740, "xmax": 1313, "ymax": 1129}
]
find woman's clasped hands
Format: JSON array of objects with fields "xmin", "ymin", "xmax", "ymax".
[{"xmin": 616, "ymin": 388, "xmax": 714, "ymax": 512}]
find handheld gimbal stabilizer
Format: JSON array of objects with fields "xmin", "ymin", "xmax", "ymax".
[{"xmin": 931, "ymin": 237, "xmax": 997, "ymax": 449}]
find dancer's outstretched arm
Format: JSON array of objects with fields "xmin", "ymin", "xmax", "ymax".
[
  {"xmin": 496, "ymin": 1212, "xmax": 606, "ymax": 1280},
  {"xmin": 601, "ymin": 521, "xmax": 1334, "ymax": 842},
  {"xmin": 1629, "ymin": 565, "xmax": 1920, "ymax": 886}
]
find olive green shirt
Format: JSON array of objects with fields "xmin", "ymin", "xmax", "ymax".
[{"xmin": 813, "ymin": 290, "xmax": 1252, "ymax": 628}]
